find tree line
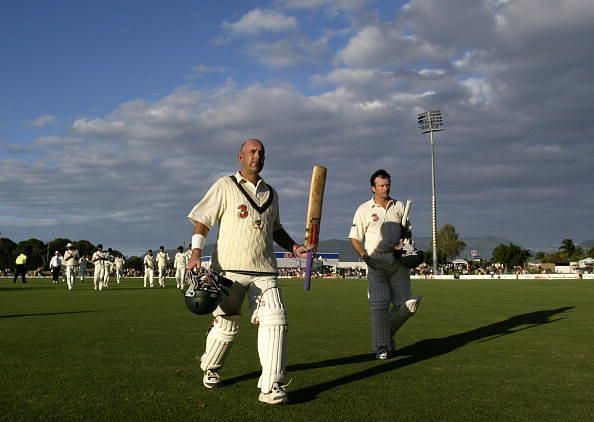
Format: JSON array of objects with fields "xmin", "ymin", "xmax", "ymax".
[
  {"xmin": 0, "ymin": 237, "xmax": 147, "ymax": 274},
  {"xmin": 423, "ymin": 225, "xmax": 593, "ymax": 269}
]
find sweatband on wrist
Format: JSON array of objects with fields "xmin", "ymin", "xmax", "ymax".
[{"xmin": 192, "ymin": 234, "xmax": 206, "ymax": 250}]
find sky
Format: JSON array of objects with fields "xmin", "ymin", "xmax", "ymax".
[{"xmin": 1, "ymin": 0, "xmax": 593, "ymax": 257}]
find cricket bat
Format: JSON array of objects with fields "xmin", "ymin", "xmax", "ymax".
[
  {"xmin": 402, "ymin": 199, "xmax": 412, "ymax": 228},
  {"xmin": 303, "ymin": 165, "xmax": 327, "ymax": 290}
]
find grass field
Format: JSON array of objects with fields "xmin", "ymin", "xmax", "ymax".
[{"xmin": 1, "ymin": 276, "xmax": 593, "ymax": 421}]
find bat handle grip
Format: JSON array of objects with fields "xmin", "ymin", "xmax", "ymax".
[{"xmin": 304, "ymin": 249, "xmax": 313, "ymax": 291}]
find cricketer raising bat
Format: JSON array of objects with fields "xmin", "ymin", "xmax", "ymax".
[{"xmin": 303, "ymin": 165, "xmax": 327, "ymax": 290}]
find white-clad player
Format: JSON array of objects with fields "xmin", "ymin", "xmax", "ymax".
[
  {"xmin": 63, "ymin": 243, "xmax": 79, "ymax": 291},
  {"xmin": 114, "ymin": 255, "xmax": 125, "ymax": 283},
  {"xmin": 156, "ymin": 246, "xmax": 170, "ymax": 288},
  {"xmin": 186, "ymin": 138, "xmax": 307, "ymax": 405},
  {"xmin": 91, "ymin": 244, "xmax": 107, "ymax": 291},
  {"xmin": 143, "ymin": 249, "xmax": 155, "ymax": 288},
  {"xmin": 173, "ymin": 246, "xmax": 188, "ymax": 289},
  {"xmin": 348, "ymin": 169, "xmax": 421, "ymax": 360}
]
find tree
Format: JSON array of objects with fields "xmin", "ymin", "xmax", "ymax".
[
  {"xmin": 491, "ymin": 243, "xmax": 532, "ymax": 269},
  {"xmin": 436, "ymin": 224, "xmax": 466, "ymax": 262},
  {"xmin": 0, "ymin": 237, "xmax": 17, "ymax": 272},
  {"xmin": 125, "ymin": 256, "xmax": 144, "ymax": 273},
  {"xmin": 16, "ymin": 238, "xmax": 47, "ymax": 270},
  {"xmin": 558, "ymin": 238, "xmax": 576, "ymax": 261}
]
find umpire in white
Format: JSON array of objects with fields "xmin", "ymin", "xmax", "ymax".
[
  {"xmin": 349, "ymin": 169, "xmax": 421, "ymax": 360},
  {"xmin": 186, "ymin": 138, "xmax": 307, "ymax": 405}
]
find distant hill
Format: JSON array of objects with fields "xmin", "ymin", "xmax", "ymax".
[{"xmin": 580, "ymin": 239, "xmax": 594, "ymax": 249}]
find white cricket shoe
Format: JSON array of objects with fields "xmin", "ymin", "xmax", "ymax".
[
  {"xmin": 259, "ymin": 382, "xmax": 289, "ymax": 405},
  {"xmin": 203, "ymin": 369, "xmax": 221, "ymax": 389},
  {"xmin": 376, "ymin": 346, "xmax": 389, "ymax": 360}
]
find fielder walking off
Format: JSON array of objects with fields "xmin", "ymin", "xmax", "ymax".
[
  {"xmin": 156, "ymin": 246, "xmax": 170, "ymax": 288},
  {"xmin": 63, "ymin": 243, "xmax": 79, "ymax": 291},
  {"xmin": 174, "ymin": 246, "xmax": 187, "ymax": 289},
  {"xmin": 143, "ymin": 249, "xmax": 155, "ymax": 288},
  {"xmin": 91, "ymin": 244, "xmax": 107, "ymax": 291},
  {"xmin": 114, "ymin": 255, "xmax": 125, "ymax": 283},
  {"xmin": 349, "ymin": 169, "xmax": 422, "ymax": 360},
  {"xmin": 186, "ymin": 138, "xmax": 307, "ymax": 405}
]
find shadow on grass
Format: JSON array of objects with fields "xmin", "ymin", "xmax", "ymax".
[
  {"xmin": 0, "ymin": 310, "xmax": 95, "ymax": 319},
  {"xmin": 287, "ymin": 306, "xmax": 574, "ymax": 403}
]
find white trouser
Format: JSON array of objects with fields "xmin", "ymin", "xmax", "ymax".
[
  {"xmin": 158, "ymin": 266, "xmax": 166, "ymax": 287},
  {"xmin": 116, "ymin": 268, "xmax": 122, "ymax": 282},
  {"xmin": 65, "ymin": 265, "xmax": 77, "ymax": 290},
  {"xmin": 367, "ymin": 253, "xmax": 412, "ymax": 352},
  {"xmin": 94, "ymin": 266, "xmax": 105, "ymax": 290},
  {"xmin": 79, "ymin": 266, "xmax": 87, "ymax": 281},
  {"xmin": 200, "ymin": 272, "xmax": 287, "ymax": 393},
  {"xmin": 103, "ymin": 265, "xmax": 111, "ymax": 287},
  {"xmin": 175, "ymin": 266, "xmax": 186, "ymax": 288},
  {"xmin": 144, "ymin": 269, "xmax": 154, "ymax": 287}
]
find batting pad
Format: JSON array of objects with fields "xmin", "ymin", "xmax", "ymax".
[
  {"xmin": 257, "ymin": 288, "xmax": 288, "ymax": 393},
  {"xmin": 389, "ymin": 296, "xmax": 422, "ymax": 336},
  {"xmin": 200, "ymin": 315, "xmax": 241, "ymax": 371},
  {"xmin": 370, "ymin": 300, "xmax": 391, "ymax": 352}
]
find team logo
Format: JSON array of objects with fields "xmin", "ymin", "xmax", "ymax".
[
  {"xmin": 238, "ymin": 204, "xmax": 248, "ymax": 218},
  {"xmin": 371, "ymin": 213, "xmax": 379, "ymax": 222}
]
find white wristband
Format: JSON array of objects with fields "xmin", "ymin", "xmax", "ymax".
[{"xmin": 192, "ymin": 234, "xmax": 206, "ymax": 250}]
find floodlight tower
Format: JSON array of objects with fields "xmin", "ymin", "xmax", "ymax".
[{"xmin": 417, "ymin": 110, "xmax": 444, "ymax": 277}]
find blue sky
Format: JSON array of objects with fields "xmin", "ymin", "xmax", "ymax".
[{"xmin": 1, "ymin": 0, "xmax": 593, "ymax": 257}]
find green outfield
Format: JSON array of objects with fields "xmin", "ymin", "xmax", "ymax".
[{"xmin": 1, "ymin": 277, "xmax": 593, "ymax": 421}]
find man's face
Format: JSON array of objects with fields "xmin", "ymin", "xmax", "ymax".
[
  {"xmin": 239, "ymin": 139, "xmax": 265, "ymax": 175},
  {"xmin": 371, "ymin": 176, "xmax": 391, "ymax": 200}
]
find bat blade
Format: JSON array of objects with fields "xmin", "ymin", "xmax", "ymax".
[{"xmin": 303, "ymin": 165, "xmax": 327, "ymax": 290}]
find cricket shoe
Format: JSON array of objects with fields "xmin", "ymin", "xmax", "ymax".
[
  {"xmin": 376, "ymin": 346, "xmax": 389, "ymax": 360},
  {"xmin": 203, "ymin": 369, "xmax": 222, "ymax": 389},
  {"xmin": 258, "ymin": 382, "xmax": 289, "ymax": 405}
]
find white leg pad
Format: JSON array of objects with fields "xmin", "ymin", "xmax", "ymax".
[
  {"xmin": 256, "ymin": 288, "xmax": 288, "ymax": 393},
  {"xmin": 389, "ymin": 296, "xmax": 422, "ymax": 336},
  {"xmin": 370, "ymin": 300, "xmax": 390, "ymax": 353},
  {"xmin": 200, "ymin": 315, "xmax": 240, "ymax": 371}
]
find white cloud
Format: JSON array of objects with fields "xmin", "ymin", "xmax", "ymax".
[
  {"xmin": 26, "ymin": 114, "xmax": 56, "ymax": 128},
  {"xmin": 223, "ymin": 8, "xmax": 298, "ymax": 36}
]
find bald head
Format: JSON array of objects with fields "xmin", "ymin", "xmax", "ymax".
[{"xmin": 238, "ymin": 138, "xmax": 265, "ymax": 180}]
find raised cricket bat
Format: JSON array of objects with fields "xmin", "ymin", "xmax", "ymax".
[
  {"xmin": 402, "ymin": 199, "xmax": 412, "ymax": 239},
  {"xmin": 402, "ymin": 199, "xmax": 412, "ymax": 227},
  {"xmin": 303, "ymin": 165, "xmax": 327, "ymax": 290}
]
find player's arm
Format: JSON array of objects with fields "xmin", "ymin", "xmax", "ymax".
[
  {"xmin": 274, "ymin": 228, "xmax": 307, "ymax": 258},
  {"xmin": 187, "ymin": 222, "xmax": 210, "ymax": 270}
]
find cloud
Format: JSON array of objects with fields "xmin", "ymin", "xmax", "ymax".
[
  {"xmin": 222, "ymin": 8, "xmax": 298, "ymax": 36},
  {"xmin": 26, "ymin": 114, "xmax": 56, "ymax": 128},
  {"xmin": 2, "ymin": 0, "xmax": 594, "ymax": 254}
]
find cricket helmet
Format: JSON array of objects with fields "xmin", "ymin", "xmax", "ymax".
[
  {"xmin": 399, "ymin": 250, "xmax": 425, "ymax": 269},
  {"xmin": 398, "ymin": 239, "xmax": 425, "ymax": 269},
  {"xmin": 183, "ymin": 269, "xmax": 230, "ymax": 315}
]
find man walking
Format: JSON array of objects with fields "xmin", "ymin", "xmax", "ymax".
[
  {"xmin": 49, "ymin": 251, "xmax": 63, "ymax": 284},
  {"xmin": 13, "ymin": 252, "xmax": 27, "ymax": 283},
  {"xmin": 156, "ymin": 246, "xmax": 170, "ymax": 288},
  {"xmin": 144, "ymin": 249, "xmax": 155, "ymax": 288},
  {"xmin": 174, "ymin": 246, "xmax": 188, "ymax": 289},
  {"xmin": 186, "ymin": 138, "xmax": 307, "ymax": 405},
  {"xmin": 91, "ymin": 244, "xmax": 107, "ymax": 291},
  {"xmin": 63, "ymin": 243, "xmax": 79, "ymax": 290},
  {"xmin": 348, "ymin": 169, "xmax": 422, "ymax": 360}
]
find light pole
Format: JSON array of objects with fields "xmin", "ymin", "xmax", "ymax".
[{"xmin": 417, "ymin": 110, "xmax": 444, "ymax": 277}]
